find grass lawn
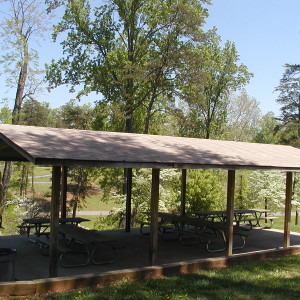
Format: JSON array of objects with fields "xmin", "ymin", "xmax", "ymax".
[
  {"xmin": 79, "ymin": 193, "xmax": 116, "ymax": 211},
  {"xmin": 33, "ymin": 255, "xmax": 300, "ymax": 300},
  {"xmin": 76, "ymin": 215, "xmax": 99, "ymax": 229},
  {"xmin": 272, "ymin": 215, "xmax": 300, "ymax": 233},
  {"xmin": 34, "ymin": 166, "xmax": 52, "ymax": 176}
]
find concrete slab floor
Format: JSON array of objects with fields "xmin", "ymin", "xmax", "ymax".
[{"xmin": 0, "ymin": 228, "xmax": 300, "ymax": 281}]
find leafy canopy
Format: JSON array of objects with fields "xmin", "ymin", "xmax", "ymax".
[{"xmin": 45, "ymin": 0, "xmax": 211, "ymax": 132}]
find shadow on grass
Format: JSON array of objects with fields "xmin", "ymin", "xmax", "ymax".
[{"xmin": 43, "ymin": 256, "xmax": 300, "ymax": 300}]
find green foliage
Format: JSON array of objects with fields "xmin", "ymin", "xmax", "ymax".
[
  {"xmin": 222, "ymin": 90, "xmax": 261, "ymax": 142},
  {"xmin": 0, "ymin": 0, "xmax": 53, "ymax": 121},
  {"xmin": 185, "ymin": 169, "xmax": 226, "ymax": 214},
  {"xmin": 56, "ymin": 99, "xmax": 96, "ymax": 130},
  {"xmin": 46, "ymin": 0, "xmax": 211, "ymax": 133},
  {"xmin": 1, "ymin": 195, "xmax": 50, "ymax": 235},
  {"xmin": 254, "ymin": 112, "xmax": 281, "ymax": 144},
  {"xmin": 234, "ymin": 171, "xmax": 251, "ymax": 209},
  {"xmin": 19, "ymin": 98, "xmax": 55, "ymax": 127},
  {"xmin": 0, "ymin": 104, "xmax": 12, "ymax": 124},
  {"xmin": 274, "ymin": 64, "xmax": 300, "ymax": 146},
  {"xmin": 67, "ymin": 166, "xmax": 103, "ymax": 214},
  {"xmin": 276, "ymin": 64, "xmax": 300, "ymax": 139},
  {"xmin": 176, "ymin": 34, "xmax": 252, "ymax": 139},
  {"xmin": 95, "ymin": 169, "xmax": 181, "ymax": 229},
  {"xmin": 0, "ymin": 199, "xmax": 20, "ymax": 235}
]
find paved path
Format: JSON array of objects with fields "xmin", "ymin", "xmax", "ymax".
[{"xmin": 77, "ymin": 210, "xmax": 110, "ymax": 216}]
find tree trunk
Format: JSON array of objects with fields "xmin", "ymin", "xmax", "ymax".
[
  {"xmin": 125, "ymin": 115, "xmax": 133, "ymax": 133},
  {"xmin": 0, "ymin": 34, "xmax": 29, "ymax": 225},
  {"xmin": 20, "ymin": 163, "xmax": 29, "ymax": 197},
  {"xmin": 72, "ymin": 195, "xmax": 78, "ymax": 218},
  {"xmin": 144, "ymin": 91, "xmax": 157, "ymax": 134},
  {"xmin": 12, "ymin": 38, "xmax": 29, "ymax": 124},
  {"xmin": 0, "ymin": 162, "xmax": 12, "ymax": 228}
]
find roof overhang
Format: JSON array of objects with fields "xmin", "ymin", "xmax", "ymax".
[{"xmin": 0, "ymin": 124, "xmax": 300, "ymax": 171}]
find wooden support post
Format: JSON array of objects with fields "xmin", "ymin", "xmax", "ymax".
[
  {"xmin": 180, "ymin": 169, "xmax": 187, "ymax": 217},
  {"xmin": 61, "ymin": 166, "xmax": 68, "ymax": 219},
  {"xmin": 225, "ymin": 170, "xmax": 235, "ymax": 256},
  {"xmin": 49, "ymin": 166, "xmax": 61, "ymax": 278},
  {"xmin": 125, "ymin": 168, "xmax": 133, "ymax": 232},
  {"xmin": 149, "ymin": 169, "xmax": 160, "ymax": 266},
  {"xmin": 284, "ymin": 172, "xmax": 293, "ymax": 248}
]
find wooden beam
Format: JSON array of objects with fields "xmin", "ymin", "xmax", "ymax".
[
  {"xmin": 284, "ymin": 172, "xmax": 293, "ymax": 248},
  {"xmin": 180, "ymin": 169, "xmax": 187, "ymax": 217},
  {"xmin": 225, "ymin": 170, "xmax": 235, "ymax": 256},
  {"xmin": 61, "ymin": 166, "xmax": 68, "ymax": 219},
  {"xmin": 49, "ymin": 166, "xmax": 61, "ymax": 278},
  {"xmin": 149, "ymin": 168, "xmax": 160, "ymax": 265},
  {"xmin": 125, "ymin": 168, "xmax": 133, "ymax": 232}
]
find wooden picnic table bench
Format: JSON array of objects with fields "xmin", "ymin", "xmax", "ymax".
[
  {"xmin": 36, "ymin": 224, "xmax": 123, "ymax": 267},
  {"xmin": 58, "ymin": 224, "xmax": 123, "ymax": 266},
  {"xmin": 36, "ymin": 235, "xmax": 90, "ymax": 267},
  {"xmin": 236, "ymin": 216, "xmax": 278, "ymax": 230},
  {"xmin": 156, "ymin": 212, "xmax": 248, "ymax": 253},
  {"xmin": 195, "ymin": 209, "xmax": 277, "ymax": 230},
  {"xmin": 19, "ymin": 217, "xmax": 90, "ymax": 241},
  {"xmin": 136, "ymin": 217, "xmax": 174, "ymax": 235}
]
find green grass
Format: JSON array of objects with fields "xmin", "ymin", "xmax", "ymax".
[
  {"xmin": 271, "ymin": 215, "xmax": 300, "ymax": 233},
  {"xmin": 79, "ymin": 193, "xmax": 116, "ymax": 211},
  {"xmin": 34, "ymin": 167, "xmax": 52, "ymax": 176},
  {"xmin": 32, "ymin": 255, "xmax": 300, "ymax": 300},
  {"xmin": 76, "ymin": 215, "xmax": 99, "ymax": 229}
]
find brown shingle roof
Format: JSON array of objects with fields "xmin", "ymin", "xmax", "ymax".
[{"xmin": 0, "ymin": 124, "xmax": 300, "ymax": 170}]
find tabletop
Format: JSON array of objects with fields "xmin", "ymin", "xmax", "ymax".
[{"xmin": 23, "ymin": 217, "xmax": 90, "ymax": 225}]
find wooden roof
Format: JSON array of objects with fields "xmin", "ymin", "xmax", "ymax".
[{"xmin": 0, "ymin": 124, "xmax": 300, "ymax": 171}]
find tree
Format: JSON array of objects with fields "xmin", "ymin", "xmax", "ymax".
[
  {"xmin": 67, "ymin": 166, "xmax": 99, "ymax": 217},
  {"xmin": 275, "ymin": 64, "xmax": 300, "ymax": 145},
  {"xmin": 19, "ymin": 98, "xmax": 54, "ymax": 127},
  {"xmin": 185, "ymin": 169, "xmax": 226, "ymax": 213},
  {"xmin": 247, "ymin": 171, "xmax": 285, "ymax": 213},
  {"xmin": 0, "ymin": 0, "xmax": 52, "ymax": 123},
  {"xmin": 0, "ymin": 0, "xmax": 52, "ymax": 227},
  {"xmin": 46, "ymin": 0, "xmax": 210, "ymax": 134},
  {"xmin": 0, "ymin": 104, "xmax": 11, "ymax": 124},
  {"xmin": 222, "ymin": 89, "xmax": 261, "ymax": 142},
  {"xmin": 234, "ymin": 171, "xmax": 250, "ymax": 209},
  {"xmin": 176, "ymin": 34, "xmax": 252, "ymax": 139},
  {"xmin": 57, "ymin": 99, "xmax": 95, "ymax": 130},
  {"xmin": 95, "ymin": 168, "xmax": 182, "ymax": 229},
  {"xmin": 254, "ymin": 112, "xmax": 281, "ymax": 144}
]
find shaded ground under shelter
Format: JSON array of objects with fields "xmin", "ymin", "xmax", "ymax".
[{"xmin": 0, "ymin": 124, "xmax": 300, "ymax": 295}]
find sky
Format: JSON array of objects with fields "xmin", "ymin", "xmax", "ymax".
[
  {"xmin": 205, "ymin": 0, "xmax": 300, "ymax": 115},
  {"xmin": 1, "ymin": 0, "xmax": 300, "ymax": 116}
]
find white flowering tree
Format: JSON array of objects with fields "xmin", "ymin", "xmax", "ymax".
[
  {"xmin": 291, "ymin": 173, "xmax": 300, "ymax": 224},
  {"xmin": 246, "ymin": 171, "xmax": 285, "ymax": 213}
]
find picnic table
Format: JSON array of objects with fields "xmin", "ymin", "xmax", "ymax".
[
  {"xmin": 194, "ymin": 209, "xmax": 277, "ymax": 230},
  {"xmin": 19, "ymin": 217, "xmax": 90, "ymax": 240},
  {"xmin": 37, "ymin": 224, "xmax": 122, "ymax": 267},
  {"xmin": 141, "ymin": 212, "xmax": 248, "ymax": 253}
]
